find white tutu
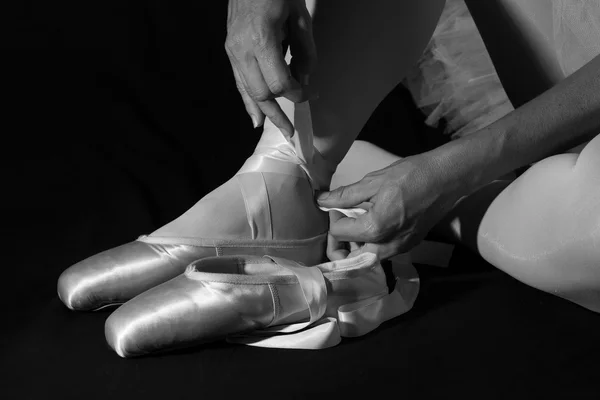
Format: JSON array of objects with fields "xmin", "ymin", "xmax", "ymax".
[
  {"xmin": 553, "ymin": 0, "xmax": 600, "ymax": 77},
  {"xmin": 403, "ymin": 0, "xmax": 600, "ymax": 139}
]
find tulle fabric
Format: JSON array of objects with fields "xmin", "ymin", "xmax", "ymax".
[
  {"xmin": 402, "ymin": 0, "xmax": 513, "ymax": 138},
  {"xmin": 403, "ymin": 0, "xmax": 600, "ymax": 139},
  {"xmin": 553, "ymin": 0, "xmax": 600, "ymax": 77}
]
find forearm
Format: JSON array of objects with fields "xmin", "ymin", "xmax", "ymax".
[{"xmin": 428, "ymin": 54, "xmax": 600, "ymax": 195}]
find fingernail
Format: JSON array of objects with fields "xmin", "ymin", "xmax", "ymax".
[
  {"xmin": 251, "ymin": 115, "xmax": 259, "ymax": 129},
  {"xmin": 316, "ymin": 191, "xmax": 329, "ymax": 202}
]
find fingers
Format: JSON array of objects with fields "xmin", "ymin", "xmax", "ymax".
[
  {"xmin": 241, "ymin": 51, "xmax": 296, "ymax": 137},
  {"xmin": 228, "ymin": 48, "xmax": 294, "ymax": 137},
  {"xmin": 327, "ymin": 210, "xmax": 366, "ymax": 261},
  {"xmin": 326, "ymin": 207, "xmax": 406, "ymax": 261},
  {"xmin": 328, "ymin": 205, "xmax": 400, "ymax": 249},
  {"xmin": 251, "ymin": 31, "xmax": 303, "ymax": 138},
  {"xmin": 327, "ymin": 233, "xmax": 349, "ymax": 261},
  {"xmin": 256, "ymin": 99, "xmax": 294, "ymax": 139},
  {"xmin": 316, "ymin": 179, "xmax": 378, "ymax": 209},
  {"xmin": 232, "ymin": 67, "xmax": 265, "ymax": 129},
  {"xmin": 351, "ymin": 243, "xmax": 386, "ymax": 260},
  {"xmin": 254, "ymin": 34, "xmax": 306, "ymax": 103},
  {"xmin": 337, "ymin": 235, "xmax": 397, "ymax": 261},
  {"xmin": 326, "ymin": 210, "xmax": 350, "ymax": 261},
  {"xmin": 225, "ymin": 3, "xmax": 316, "ymax": 138},
  {"xmin": 328, "ymin": 213, "xmax": 375, "ymax": 243}
]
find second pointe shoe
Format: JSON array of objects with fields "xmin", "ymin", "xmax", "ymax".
[
  {"xmin": 58, "ymin": 108, "xmax": 336, "ymax": 311},
  {"xmin": 104, "ymin": 252, "xmax": 420, "ymax": 358}
]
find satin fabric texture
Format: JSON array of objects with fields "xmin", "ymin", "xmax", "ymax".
[
  {"xmin": 57, "ymin": 118, "xmax": 332, "ymax": 311},
  {"xmin": 105, "ymin": 252, "xmax": 420, "ymax": 357}
]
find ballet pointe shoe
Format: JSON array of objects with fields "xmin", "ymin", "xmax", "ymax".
[
  {"xmin": 58, "ymin": 110, "xmax": 335, "ymax": 311},
  {"xmin": 104, "ymin": 252, "xmax": 420, "ymax": 358}
]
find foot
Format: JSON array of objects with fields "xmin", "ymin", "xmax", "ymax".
[{"xmin": 57, "ymin": 124, "xmax": 332, "ymax": 311}]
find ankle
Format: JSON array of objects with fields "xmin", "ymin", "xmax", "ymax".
[
  {"xmin": 310, "ymin": 147, "xmax": 337, "ymax": 190},
  {"xmin": 251, "ymin": 122, "xmax": 336, "ymax": 191}
]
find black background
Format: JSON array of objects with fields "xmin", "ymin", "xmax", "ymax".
[{"xmin": 2, "ymin": 1, "xmax": 599, "ymax": 399}]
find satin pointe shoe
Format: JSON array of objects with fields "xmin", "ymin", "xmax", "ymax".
[
  {"xmin": 58, "ymin": 105, "xmax": 336, "ymax": 311},
  {"xmin": 104, "ymin": 252, "xmax": 420, "ymax": 358}
]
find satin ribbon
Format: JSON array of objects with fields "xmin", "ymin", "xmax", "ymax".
[
  {"xmin": 261, "ymin": 255, "xmax": 328, "ymax": 333},
  {"xmin": 318, "ymin": 206, "xmax": 368, "ymax": 218},
  {"xmin": 318, "ymin": 207, "xmax": 455, "ymax": 268},
  {"xmin": 227, "ymin": 255, "xmax": 419, "ymax": 350},
  {"xmin": 236, "ymin": 102, "xmax": 334, "ymax": 191}
]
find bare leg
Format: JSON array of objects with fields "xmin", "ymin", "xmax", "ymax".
[
  {"xmin": 465, "ymin": 0, "xmax": 596, "ymax": 153},
  {"xmin": 58, "ymin": 1, "xmax": 446, "ymax": 310},
  {"xmin": 155, "ymin": 0, "xmax": 446, "ymax": 238},
  {"xmin": 330, "ymin": 140, "xmax": 402, "ymax": 190},
  {"xmin": 443, "ymin": 0, "xmax": 600, "ymax": 311},
  {"xmin": 329, "ymin": 0, "xmax": 600, "ymax": 313},
  {"xmin": 442, "ymin": 135, "xmax": 600, "ymax": 312},
  {"xmin": 305, "ymin": 0, "xmax": 446, "ymax": 167},
  {"xmin": 334, "ymin": 137, "xmax": 600, "ymax": 312},
  {"xmin": 464, "ymin": 0, "xmax": 565, "ymax": 108}
]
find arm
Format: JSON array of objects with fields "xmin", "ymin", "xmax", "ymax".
[
  {"xmin": 225, "ymin": 0, "xmax": 316, "ymax": 137},
  {"xmin": 429, "ymin": 53, "xmax": 600, "ymax": 197},
  {"xmin": 318, "ymin": 54, "xmax": 600, "ymax": 260}
]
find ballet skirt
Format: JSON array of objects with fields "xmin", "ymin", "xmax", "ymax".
[
  {"xmin": 402, "ymin": 0, "xmax": 514, "ymax": 139},
  {"xmin": 403, "ymin": 0, "xmax": 600, "ymax": 139},
  {"xmin": 553, "ymin": 0, "xmax": 600, "ymax": 77},
  {"xmin": 59, "ymin": 26, "xmax": 456, "ymax": 355}
]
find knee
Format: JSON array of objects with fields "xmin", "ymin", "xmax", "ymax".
[
  {"xmin": 477, "ymin": 140, "xmax": 600, "ymax": 313},
  {"xmin": 574, "ymin": 133, "xmax": 600, "ymax": 180}
]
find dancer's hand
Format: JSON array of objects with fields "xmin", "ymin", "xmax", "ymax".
[
  {"xmin": 225, "ymin": 0, "xmax": 317, "ymax": 138},
  {"xmin": 318, "ymin": 154, "xmax": 462, "ymax": 261}
]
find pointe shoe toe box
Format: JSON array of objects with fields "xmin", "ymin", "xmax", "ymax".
[
  {"xmin": 105, "ymin": 265, "xmax": 276, "ymax": 357},
  {"xmin": 57, "ymin": 240, "xmax": 215, "ymax": 311},
  {"xmin": 104, "ymin": 253, "xmax": 412, "ymax": 358}
]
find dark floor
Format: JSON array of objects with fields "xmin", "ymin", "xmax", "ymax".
[{"xmin": 3, "ymin": 2, "xmax": 599, "ymax": 399}]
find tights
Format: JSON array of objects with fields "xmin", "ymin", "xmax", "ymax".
[
  {"xmin": 330, "ymin": 0, "xmax": 600, "ymax": 312},
  {"xmin": 335, "ymin": 136, "xmax": 600, "ymax": 313},
  {"xmin": 216, "ymin": 0, "xmax": 600, "ymax": 312},
  {"xmin": 121, "ymin": 1, "xmax": 600, "ymax": 312}
]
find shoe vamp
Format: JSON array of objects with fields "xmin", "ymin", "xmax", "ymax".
[{"xmin": 106, "ymin": 278, "xmax": 276, "ymax": 352}]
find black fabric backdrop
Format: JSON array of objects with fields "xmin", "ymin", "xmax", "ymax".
[{"xmin": 3, "ymin": 1, "xmax": 600, "ymax": 399}]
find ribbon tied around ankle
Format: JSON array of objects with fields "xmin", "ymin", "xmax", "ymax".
[{"xmin": 235, "ymin": 102, "xmax": 335, "ymax": 191}]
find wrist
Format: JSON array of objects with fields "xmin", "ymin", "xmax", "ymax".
[{"xmin": 424, "ymin": 126, "xmax": 507, "ymax": 197}]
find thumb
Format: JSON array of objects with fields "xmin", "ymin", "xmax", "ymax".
[
  {"xmin": 316, "ymin": 180, "xmax": 376, "ymax": 208},
  {"xmin": 350, "ymin": 243, "xmax": 386, "ymax": 261}
]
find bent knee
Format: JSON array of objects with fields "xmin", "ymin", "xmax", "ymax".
[
  {"xmin": 574, "ymin": 133, "xmax": 600, "ymax": 181},
  {"xmin": 331, "ymin": 141, "xmax": 401, "ymax": 189},
  {"xmin": 478, "ymin": 136, "xmax": 600, "ymax": 311}
]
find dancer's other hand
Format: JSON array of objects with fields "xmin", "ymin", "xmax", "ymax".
[
  {"xmin": 318, "ymin": 154, "xmax": 462, "ymax": 261},
  {"xmin": 225, "ymin": 0, "xmax": 317, "ymax": 138}
]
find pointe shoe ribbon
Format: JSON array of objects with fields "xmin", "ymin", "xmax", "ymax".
[
  {"xmin": 237, "ymin": 102, "xmax": 335, "ymax": 191},
  {"xmin": 318, "ymin": 205, "xmax": 369, "ymax": 218},
  {"xmin": 57, "ymin": 105, "xmax": 331, "ymax": 312},
  {"xmin": 227, "ymin": 253, "xmax": 419, "ymax": 349},
  {"xmin": 318, "ymin": 207, "xmax": 455, "ymax": 268},
  {"xmin": 104, "ymin": 252, "xmax": 419, "ymax": 357}
]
